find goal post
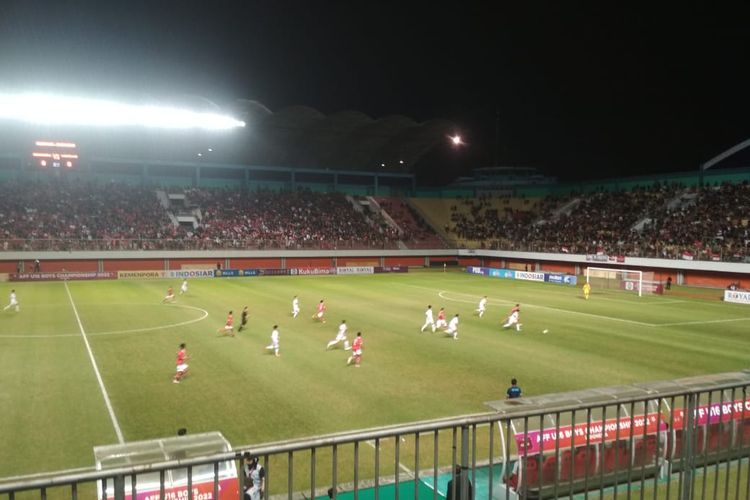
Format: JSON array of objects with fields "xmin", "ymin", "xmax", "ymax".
[{"xmin": 586, "ymin": 267, "xmax": 646, "ymax": 296}]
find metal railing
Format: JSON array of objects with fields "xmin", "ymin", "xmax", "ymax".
[{"xmin": 3, "ymin": 371, "xmax": 750, "ymax": 499}]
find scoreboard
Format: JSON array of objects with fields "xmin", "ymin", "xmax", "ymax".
[{"xmin": 32, "ymin": 140, "xmax": 78, "ymax": 168}]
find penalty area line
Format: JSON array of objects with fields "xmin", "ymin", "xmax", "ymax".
[{"xmin": 64, "ymin": 281, "xmax": 125, "ymax": 444}]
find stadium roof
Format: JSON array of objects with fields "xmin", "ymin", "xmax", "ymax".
[{"xmin": 233, "ymin": 100, "xmax": 454, "ymax": 171}]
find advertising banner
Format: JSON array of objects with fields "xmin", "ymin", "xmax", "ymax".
[
  {"xmin": 107, "ymin": 477, "xmax": 239, "ymax": 500},
  {"xmin": 291, "ymin": 267, "xmax": 336, "ymax": 276},
  {"xmin": 336, "ymin": 266, "xmax": 374, "ymax": 275},
  {"xmin": 725, "ymin": 290, "xmax": 750, "ymax": 305},
  {"xmin": 672, "ymin": 399, "xmax": 750, "ymax": 429},
  {"xmin": 12, "ymin": 271, "xmax": 117, "ymax": 282},
  {"xmin": 117, "ymin": 270, "xmax": 166, "ymax": 279},
  {"xmin": 166, "ymin": 269, "xmax": 215, "ymax": 279},
  {"xmin": 489, "ymin": 268, "xmax": 516, "ymax": 279},
  {"xmin": 260, "ymin": 268, "xmax": 290, "ymax": 276},
  {"xmin": 586, "ymin": 254, "xmax": 609, "ymax": 262},
  {"xmin": 374, "ymin": 266, "xmax": 409, "ymax": 273},
  {"xmin": 466, "ymin": 266, "xmax": 488, "ymax": 276},
  {"xmin": 514, "ymin": 412, "xmax": 666, "ymax": 455},
  {"xmin": 514, "ymin": 271, "xmax": 546, "ymax": 282},
  {"xmin": 214, "ymin": 269, "xmax": 242, "ymax": 277},
  {"xmin": 544, "ymin": 273, "xmax": 578, "ymax": 286}
]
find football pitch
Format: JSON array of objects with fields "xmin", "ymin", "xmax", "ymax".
[{"xmin": 1, "ymin": 269, "xmax": 749, "ymax": 480}]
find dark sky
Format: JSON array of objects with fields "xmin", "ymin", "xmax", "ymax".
[{"xmin": 1, "ymin": 1, "xmax": 749, "ymax": 181}]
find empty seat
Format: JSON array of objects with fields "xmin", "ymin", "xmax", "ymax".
[{"xmin": 541, "ymin": 454, "xmax": 558, "ymax": 484}]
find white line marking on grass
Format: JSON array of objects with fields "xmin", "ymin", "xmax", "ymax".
[
  {"xmin": 64, "ymin": 281, "xmax": 125, "ymax": 444},
  {"xmin": 437, "ymin": 290, "xmax": 657, "ymax": 327},
  {"xmin": 0, "ymin": 305, "xmax": 209, "ymax": 339},
  {"xmin": 364, "ymin": 440, "xmax": 415, "ymax": 477},
  {"xmin": 656, "ymin": 317, "xmax": 750, "ymax": 327}
]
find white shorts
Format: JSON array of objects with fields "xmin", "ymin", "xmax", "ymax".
[
  {"xmin": 176, "ymin": 363, "xmax": 188, "ymax": 373},
  {"xmin": 335, "ymin": 334, "xmax": 347, "ymax": 341},
  {"xmin": 165, "ymin": 294, "xmax": 174, "ymax": 300},
  {"xmin": 446, "ymin": 327, "xmax": 457, "ymax": 334},
  {"xmin": 9, "ymin": 299, "xmax": 18, "ymax": 306},
  {"xmin": 505, "ymin": 314, "xmax": 519, "ymax": 325},
  {"xmin": 436, "ymin": 320, "xmax": 447, "ymax": 328},
  {"xmin": 316, "ymin": 312, "xmax": 324, "ymax": 318},
  {"xmin": 224, "ymin": 325, "xmax": 234, "ymax": 331},
  {"xmin": 353, "ymin": 349, "xmax": 362, "ymax": 356}
]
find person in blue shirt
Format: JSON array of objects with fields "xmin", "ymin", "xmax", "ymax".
[{"xmin": 506, "ymin": 378, "xmax": 522, "ymax": 399}]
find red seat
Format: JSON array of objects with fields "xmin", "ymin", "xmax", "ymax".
[
  {"xmin": 634, "ymin": 436, "xmax": 657, "ymax": 466},
  {"xmin": 525, "ymin": 455, "xmax": 539, "ymax": 485},
  {"xmin": 541, "ymin": 455, "xmax": 558, "ymax": 484},
  {"xmin": 559, "ymin": 450, "xmax": 574, "ymax": 481},
  {"xmin": 707, "ymin": 424, "xmax": 732, "ymax": 452},
  {"xmin": 671, "ymin": 430, "xmax": 684, "ymax": 458},
  {"xmin": 574, "ymin": 446, "xmax": 597, "ymax": 478},
  {"xmin": 603, "ymin": 441, "xmax": 630, "ymax": 473}
]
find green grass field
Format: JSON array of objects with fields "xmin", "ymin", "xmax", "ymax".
[{"xmin": 1, "ymin": 269, "xmax": 749, "ymax": 483}]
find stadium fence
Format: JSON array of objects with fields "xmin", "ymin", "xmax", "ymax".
[{"xmin": 2, "ymin": 371, "xmax": 750, "ymax": 499}]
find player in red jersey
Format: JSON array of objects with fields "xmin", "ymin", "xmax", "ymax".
[
  {"xmin": 502, "ymin": 304, "xmax": 522, "ymax": 332},
  {"xmin": 346, "ymin": 332, "xmax": 363, "ymax": 367},
  {"xmin": 435, "ymin": 307, "xmax": 448, "ymax": 329},
  {"xmin": 312, "ymin": 299, "xmax": 327, "ymax": 323},
  {"xmin": 173, "ymin": 343, "xmax": 189, "ymax": 383},
  {"xmin": 217, "ymin": 310, "xmax": 235, "ymax": 337},
  {"xmin": 162, "ymin": 286, "xmax": 175, "ymax": 303}
]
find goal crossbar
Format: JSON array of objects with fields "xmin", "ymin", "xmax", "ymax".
[{"xmin": 585, "ymin": 267, "xmax": 643, "ymax": 297}]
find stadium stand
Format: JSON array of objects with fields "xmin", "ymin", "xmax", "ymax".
[
  {"xmin": 0, "ymin": 175, "xmax": 748, "ymax": 260},
  {"xmin": 414, "ymin": 181, "xmax": 749, "ymax": 261},
  {"xmin": 0, "ymin": 181, "xmax": 443, "ymax": 251}
]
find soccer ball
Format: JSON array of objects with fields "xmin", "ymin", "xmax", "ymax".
[{"xmin": 542, "ymin": 329, "xmax": 549, "ymax": 334}]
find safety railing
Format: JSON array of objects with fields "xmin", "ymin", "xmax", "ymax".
[{"xmin": 2, "ymin": 370, "xmax": 750, "ymax": 499}]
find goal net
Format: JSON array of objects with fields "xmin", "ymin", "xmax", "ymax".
[{"xmin": 585, "ymin": 267, "xmax": 663, "ymax": 296}]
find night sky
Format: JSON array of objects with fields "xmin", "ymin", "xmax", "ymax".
[{"xmin": 1, "ymin": 2, "xmax": 749, "ymax": 181}]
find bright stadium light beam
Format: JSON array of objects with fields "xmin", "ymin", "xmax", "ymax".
[{"xmin": 0, "ymin": 93, "xmax": 245, "ymax": 130}]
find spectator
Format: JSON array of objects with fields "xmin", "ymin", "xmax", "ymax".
[
  {"xmin": 507, "ymin": 378, "xmax": 522, "ymax": 399},
  {"xmin": 446, "ymin": 465, "xmax": 473, "ymax": 500}
]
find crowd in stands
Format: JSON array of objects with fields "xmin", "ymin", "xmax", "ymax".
[
  {"xmin": 0, "ymin": 181, "xmax": 418, "ymax": 251},
  {"xmin": 0, "ymin": 179, "xmax": 179, "ymax": 251},
  {"xmin": 183, "ymin": 189, "xmax": 401, "ymax": 249},
  {"xmin": 374, "ymin": 198, "xmax": 446, "ymax": 249},
  {"xmin": 0, "ymin": 177, "xmax": 748, "ymax": 261},
  {"xmin": 445, "ymin": 182, "xmax": 749, "ymax": 262}
]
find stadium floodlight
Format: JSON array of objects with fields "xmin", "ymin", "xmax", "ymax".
[
  {"xmin": 0, "ymin": 93, "xmax": 245, "ymax": 130},
  {"xmin": 451, "ymin": 135, "xmax": 463, "ymax": 145}
]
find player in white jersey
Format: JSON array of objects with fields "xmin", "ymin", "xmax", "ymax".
[
  {"xmin": 476, "ymin": 296, "xmax": 488, "ymax": 317},
  {"xmin": 445, "ymin": 314, "xmax": 460, "ymax": 340},
  {"xmin": 502, "ymin": 304, "xmax": 523, "ymax": 332},
  {"xmin": 3, "ymin": 289, "xmax": 19, "ymax": 312},
  {"xmin": 179, "ymin": 279, "xmax": 188, "ymax": 295},
  {"xmin": 265, "ymin": 325, "xmax": 280, "ymax": 357},
  {"xmin": 326, "ymin": 320, "xmax": 350, "ymax": 350},
  {"xmin": 421, "ymin": 305, "xmax": 436, "ymax": 333},
  {"xmin": 291, "ymin": 296, "xmax": 300, "ymax": 318}
]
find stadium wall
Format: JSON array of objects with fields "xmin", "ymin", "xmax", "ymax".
[{"xmin": 1, "ymin": 249, "xmax": 748, "ymax": 287}]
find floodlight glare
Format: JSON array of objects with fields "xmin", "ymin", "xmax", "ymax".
[
  {"xmin": 0, "ymin": 93, "xmax": 245, "ymax": 130},
  {"xmin": 451, "ymin": 135, "xmax": 462, "ymax": 145}
]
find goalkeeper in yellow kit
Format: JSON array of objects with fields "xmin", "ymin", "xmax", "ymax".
[{"xmin": 583, "ymin": 282, "xmax": 591, "ymax": 300}]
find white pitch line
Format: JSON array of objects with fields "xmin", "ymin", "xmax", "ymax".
[
  {"xmin": 437, "ymin": 291, "xmax": 656, "ymax": 327},
  {"xmin": 64, "ymin": 281, "xmax": 125, "ymax": 444},
  {"xmin": 656, "ymin": 317, "xmax": 750, "ymax": 327},
  {"xmin": 0, "ymin": 305, "xmax": 209, "ymax": 339},
  {"xmin": 364, "ymin": 440, "xmax": 415, "ymax": 477}
]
